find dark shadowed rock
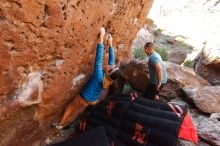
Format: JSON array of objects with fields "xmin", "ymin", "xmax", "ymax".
[
  {"xmin": 120, "ymin": 59, "xmax": 150, "ymax": 91},
  {"xmin": 167, "ymin": 37, "xmax": 175, "ymax": 45},
  {"xmin": 194, "ymin": 42, "xmax": 220, "ymax": 85}
]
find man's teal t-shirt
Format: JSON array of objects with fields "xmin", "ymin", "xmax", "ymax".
[{"xmin": 148, "ymin": 51, "xmax": 167, "ymax": 85}]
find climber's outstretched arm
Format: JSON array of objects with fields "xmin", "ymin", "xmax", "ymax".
[
  {"xmin": 108, "ymin": 46, "xmax": 115, "ymax": 65},
  {"xmin": 94, "ymin": 43, "xmax": 104, "ymax": 80},
  {"xmin": 93, "ymin": 27, "xmax": 105, "ymax": 80},
  {"xmin": 108, "ymin": 34, "xmax": 115, "ymax": 66}
]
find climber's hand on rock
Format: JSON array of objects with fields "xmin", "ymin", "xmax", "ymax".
[
  {"xmin": 99, "ymin": 27, "xmax": 105, "ymax": 43},
  {"xmin": 100, "ymin": 27, "xmax": 105, "ymax": 36},
  {"xmin": 107, "ymin": 34, "xmax": 113, "ymax": 47}
]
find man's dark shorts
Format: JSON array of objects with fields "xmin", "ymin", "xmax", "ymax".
[{"xmin": 144, "ymin": 83, "xmax": 165, "ymax": 100}]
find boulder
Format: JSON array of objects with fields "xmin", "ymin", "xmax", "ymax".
[
  {"xmin": 0, "ymin": 0, "xmax": 154, "ymax": 145},
  {"xmin": 120, "ymin": 59, "xmax": 209, "ymax": 89},
  {"xmin": 120, "ymin": 59, "xmax": 150, "ymax": 91},
  {"xmin": 165, "ymin": 61, "xmax": 210, "ymax": 88},
  {"xmin": 168, "ymin": 51, "xmax": 187, "ymax": 65},
  {"xmin": 163, "ymin": 62, "xmax": 209, "ymax": 99},
  {"xmin": 194, "ymin": 42, "xmax": 220, "ymax": 85},
  {"xmin": 183, "ymin": 86, "xmax": 220, "ymax": 114},
  {"xmin": 190, "ymin": 109, "xmax": 208, "ymax": 128},
  {"xmin": 198, "ymin": 140, "xmax": 212, "ymax": 146},
  {"xmin": 131, "ymin": 28, "xmax": 154, "ymax": 50},
  {"xmin": 120, "ymin": 59, "xmax": 209, "ymax": 100},
  {"xmin": 198, "ymin": 118, "xmax": 220, "ymax": 146},
  {"xmin": 210, "ymin": 113, "xmax": 220, "ymax": 120},
  {"xmin": 189, "ymin": 108, "xmax": 220, "ymax": 146},
  {"xmin": 167, "ymin": 37, "xmax": 175, "ymax": 45}
]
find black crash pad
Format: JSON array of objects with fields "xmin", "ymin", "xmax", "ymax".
[{"xmin": 52, "ymin": 127, "xmax": 110, "ymax": 146}]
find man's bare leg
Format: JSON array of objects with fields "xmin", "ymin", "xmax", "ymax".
[{"xmin": 58, "ymin": 95, "xmax": 88, "ymax": 128}]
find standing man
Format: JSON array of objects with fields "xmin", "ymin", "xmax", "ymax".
[
  {"xmin": 144, "ymin": 42, "xmax": 167, "ymax": 101},
  {"xmin": 58, "ymin": 27, "xmax": 118, "ymax": 127}
]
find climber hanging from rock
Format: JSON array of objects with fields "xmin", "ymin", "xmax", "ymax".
[
  {"xmin": 144, "ymin": 42, "xmax": 167, "ymax": 101},
  {"xmin": 58, "ymin": 27, "xmax": 119, "ymax": 128}
]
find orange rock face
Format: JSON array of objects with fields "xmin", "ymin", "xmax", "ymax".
[{"xmin": 0, "ymin": 0, "xmax": 153, "ymax": 145}]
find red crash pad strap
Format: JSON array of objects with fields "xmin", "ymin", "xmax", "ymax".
[{"xmin": 168, "ymin": 103, "xmax": 181, "ymax": 118}]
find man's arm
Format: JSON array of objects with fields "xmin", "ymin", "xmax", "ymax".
[
  {"xmin": 94, "ymin": 43, "xmax": 104, "ymax": 80},
  {"xmin": 154, "ymin": 63, "xmax": 162, "ymax": 91}
]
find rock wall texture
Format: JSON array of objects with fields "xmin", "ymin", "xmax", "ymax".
[{"xmin": 0, "ymin": 0, "xmax": 153, "ymax": 145}]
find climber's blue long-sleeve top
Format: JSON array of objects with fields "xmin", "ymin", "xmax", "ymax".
[{"xmin": 80, "ymin": 43, "xmax": 115, "ymax": 102}]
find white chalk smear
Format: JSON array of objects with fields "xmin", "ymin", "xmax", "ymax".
[
  {"xmin": 72, "ymin": 74, "xmax": 85, "ymax": 86},
  {"xmin": 133, "ymin": 18, "xmax": 138, "ymax": 25},
  {"xmin": 118, "ymin": 44, "xmax": 125, "ymax": 50},
  {"xmin": 55, "ymin": 59, "xmax": 64, "ymax": 67},
  {"xmin": 15, "ymin": 71, "xmax": 43, "ymax": 106},
  {"xmin": 45, "ymin": 137, "xmax": 52, "ymax": 145},
  {"xmin": 56, "ymin": 125, "xmax": 63, "ymax": 130},
  {"xmin": 109, "ymin": 3, "xmax": 118, "ymax": 15}
]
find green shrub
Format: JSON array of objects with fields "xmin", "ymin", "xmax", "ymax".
[
  {"xmin": 155, "ymin": 46, "xmax": 168, "ymax": 61},
  {"xmin": 183, "ymin": 60, "xmax": 194, "ymax": 68},
  {"xmin": 133, "ymin": 48, "xmax": 146, "ymax": 59},
  {"xmin": 123, "ymin": 84, "xmax": 133, "ymax": 94},
  {"xmin": 154, "ymin": 28, "xmax": 163, "ymax": 36},
  {"xmin": 133, "ymin": 46, "xmax": 168, "ymax": 61}
]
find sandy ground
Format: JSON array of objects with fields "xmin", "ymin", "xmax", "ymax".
[{"xmin": 148, "ymin": 0, "xmax": 220, "ymax": 52}]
